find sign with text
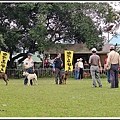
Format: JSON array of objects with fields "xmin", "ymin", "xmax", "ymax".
[
  {"xmin": 0, "ymin": 51, "xmax": 10, "ymax": 73},
  {"xmin": 64, "ymin": 50, "xmax": 73, "ymax": 71}
]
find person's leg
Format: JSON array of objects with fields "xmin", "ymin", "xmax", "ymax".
[
  {"xmin": 114, "ymin": 65, "xmax": 119, "ymax": 88},
  {"xmin": 78, "ymin": 70, "xmax": 80, "ymax": 79},
  {"xmin": 59, "ymin": 69, "xmax": 63, "ymax": 84},
  {"xmin": 110, "ymin": 69, "xmax": 115, "ymax": 88},
  {"xmin": 77, "ymin": 70, "xmax": 79, "ymax": 79},
  {"xmin": 90, "ymin": 66, "xmax": 97, "ymax": 87},
  {"xmin": 115, "ymin": 70, "xmax": 119, "ymax": 88},
  {"xmin": 75, "ymin": 70, "xmax": 79, "ymax": 80},
  {"xmin": 55, "ymin": 68, "xmax": 59, "ymax": 84},
  {"xmin": 95, "ymin": 67, "xmax": 102, "ymax": 87},
  {"xmin": 81, "ymin": 68, "xmax": 84, "ymax": 79},
  {"xmin": 74, "ymin": 70, "xmax": 77, "ymax": 79},
  {"xmin": 24, "ymin": 69, "xmax": 28, "ymax": 85},
  {"xmin": 24, "ymin": 76, "xmax": 28, "ymax": 85},
  {"xmin": 110, "ymin": 64, "xmax": 117, "ymax": 88},
  {"xmin": 79, "ymin": 68, "xmax": 81, "ymax": 79},
  {"xmin": 107, "ymin": 70, "xmax": 110, "ymax": 83}
]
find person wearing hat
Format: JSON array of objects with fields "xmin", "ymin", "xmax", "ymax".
[
  {"xmin": 74, "ymin": 58, "xmax": 80, "ymax": 80},
  {"xmin": 89, "ymin": 48, "xmax": 102, "ymax": 88},
  {"xmin": 78, "ymin": 58, "xmax": 84, "ymax": 80},
  {"xmin": 106, "ymin": 45, "xmax": 120, "ymax": 88},
  {"xmin": 23, "ymin": 52, "xmax": 35, "ymax": 85}
]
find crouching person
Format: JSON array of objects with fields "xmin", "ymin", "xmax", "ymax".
[{"xmin": 23, "ymin": 53, "xmax": 35, "ymax": 85}]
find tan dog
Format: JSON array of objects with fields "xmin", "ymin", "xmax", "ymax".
[
  {"xmin": 23, "ymin": 71, "xmax": 38, "ymax": 86},
  {"xmin": 83, "ymin": 72, "xmax": 90, "ymax": 78},
  {"xmin": 0, "ymin": 72, "xmax": 9, "ymax": 85},
  {"xmin": 62, "ymin": 71, "xmax": 69, "ymax": 84}
]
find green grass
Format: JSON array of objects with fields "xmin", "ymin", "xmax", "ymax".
[{"xmin": 0, "ymin": 77, "xmax": 120, "ymax": 118}]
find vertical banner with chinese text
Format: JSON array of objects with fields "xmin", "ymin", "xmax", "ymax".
[
  {"xmin": 0, "ymin": 51, "xmax": 10, "ymax": 73},
  {"xmin": 64, "ymin": 50, "xmax": 74, "ymax": 71}
]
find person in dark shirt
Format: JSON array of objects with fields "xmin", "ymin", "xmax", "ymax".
[{"xmin": 53, "ymin": 53, "xmax": 63, "ymax": 84}]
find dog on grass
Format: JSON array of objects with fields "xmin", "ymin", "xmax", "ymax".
[
  {"xmin": 62, "ymin": 71, "xmax": 69, "ymax": 84},
  {"xmin": 0, "ymin": 72, "xmax": 9, "ymax": 85},
  {"xmin": 22, "ymin": 71, "xmax": 38, "ymax": 86}
]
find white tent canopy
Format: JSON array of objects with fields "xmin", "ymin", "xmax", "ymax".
[
  {"xmin": 31, "ymin": 54, "xmax": 42, "ymax": 63},
  {"xmin": 12, "ymin": 53, "xmax": 42, "ymax": 63}
]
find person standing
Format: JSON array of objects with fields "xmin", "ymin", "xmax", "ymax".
[
  {"xmin": 23, "ymin": 53, "xmax": 35, "ymax": 85},
  {"xmin": 53, "ymin": 53, "xmax": 63, "ymax": 84},
  {"xmin": 49, "ymin": 56, "xmax": 54, "ymax": 68},
  {"xmin": 44, "ymin": 58, "xmax": 49, "ymax": 68},
  {"xmin": 104, "ymin": 52, "xmax": 110, "ymax": 83},
  {"xmin": 74, "ymin": 59, "xmax": 80, "ymax": 80},
  {"xmin": 78, "ymin": 58, "xmax": 84, "ymax": 80},
  {"xmin": 84, "ymin": 60, "xmax": 90, "ymax": 76},
  {"xmin": 84, "ymin": 60, "xmax": 89, "ymax": 69},
  {"xmin": 106, "ymin": 45, "xmax": 120, "ymax": 88},
  {"xmin": 89, "ymin": 48, "xmax": 102, "ymax": 88}
]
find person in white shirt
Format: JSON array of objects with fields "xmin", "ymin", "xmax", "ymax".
[
  {"xmin": 49, "ymin": 56, "xmax": 54, "ymax": 68},
  {"xmin": 23, "ymin": 53, "xmax": 34, "ymax": 85},
  {"xmin": 78, "ymin": 58, "xmax": 84, "ymax": 80}
]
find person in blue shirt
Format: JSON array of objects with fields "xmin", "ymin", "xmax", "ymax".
[
  {"xmin": 53, "ymin": 53, "xmax": 63, "ymax": 84},
  {"xmin": 74, "ymin": 59, "xmax": 79, "ymax": 80}
]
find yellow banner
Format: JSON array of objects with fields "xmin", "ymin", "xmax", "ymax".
[
  {"xmin": 64, "ymin": 50, "xmax": 74, "ymax": 71},
  {"xmin": 0, "ymin": 51, "xmax": 10, "ymax": 73}
]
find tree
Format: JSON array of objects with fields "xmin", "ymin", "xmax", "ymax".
[
  {"xmin": 0, "ymin": 3, "xmax": 42, "ymax": 68},
  {"xmin": 0, "ymin": 2, "xmax": 119, "ymax": 68}
]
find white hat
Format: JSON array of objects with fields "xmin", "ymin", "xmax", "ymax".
[
  {"xmin": 79, "ymin": 58, "xmax": 83, "ymax": 61},
  {"xmin": 92, "ymin": 48, "xmax": 97, "ymax": 52},
  {"xmin": 110, "ymin": 45, "xmax": 115, "ymax": 50},
  {"xmin": 77, "ymin": 59, "xmax": 79, "ymax": 61}
]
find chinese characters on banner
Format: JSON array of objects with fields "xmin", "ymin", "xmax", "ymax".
[
  {"xmin": 0, "ymin": 51, "xmax": 10, "ymax": 73},
  {"xmin": 64, "ymin": 50, "xmax": 74, "ymax": 71}
]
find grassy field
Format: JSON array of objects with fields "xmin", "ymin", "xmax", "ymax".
[{"xmin": 0, "ymin": 77, "xmax": 120, "ymax": 118}]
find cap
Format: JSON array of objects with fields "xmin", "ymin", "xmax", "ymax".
[
  {"xmin": 92, "ymin": 48, "xmax": 97, "ymax": 52},
  {"xmin": 27, "ymin": 53, "xmax": 32, "ymax": 56},
  {"xmin": 79, "ymin": 58, "xmax": 83, "ymax": 61},
  {"xmin": 110, "ymin": 45, "xmax": 115, "ymax": 50},
  {"xmin": 77, "ymin": 59, "xmax": 79, "ymax": 61}
]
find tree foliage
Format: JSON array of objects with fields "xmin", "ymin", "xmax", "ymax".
[{"xmin": 0, "ymin": 2, "xmax": 119, "ymax": 68}]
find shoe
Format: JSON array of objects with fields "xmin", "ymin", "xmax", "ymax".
[
  {"xmin": 108, "ymin": 80, "xmax": 110, "ymax": 83},
  {"xmin": 92, "ymin": 85, "xmax": 97, "ymax": 88},
  {"xmin": 99, "ymin": 85, "xmax": 102, "ymax": 88},
  {"xmin": 110, "ymin": 87, "xmax": 115, "ymax": 88},
  {"xmin": 59, "ymin": 82, "xmax": 63, "ymax": 85}
]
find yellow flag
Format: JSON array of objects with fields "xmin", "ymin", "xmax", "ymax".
[
  {"xmin": 64, "ymin": 50, "xmax": 74, "ymax": 71},
  {"xmin": 0, "ymin": 51, "xmax": 10, "ymax": 73}
]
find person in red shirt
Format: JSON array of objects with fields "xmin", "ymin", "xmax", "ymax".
[
  {"xmin": 44, "ymin": 58, "xmax": 49, "ymax": 68},
  {"xmin": 104, "ymin": 52, "xmax": 110, "ymax": 83}
]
